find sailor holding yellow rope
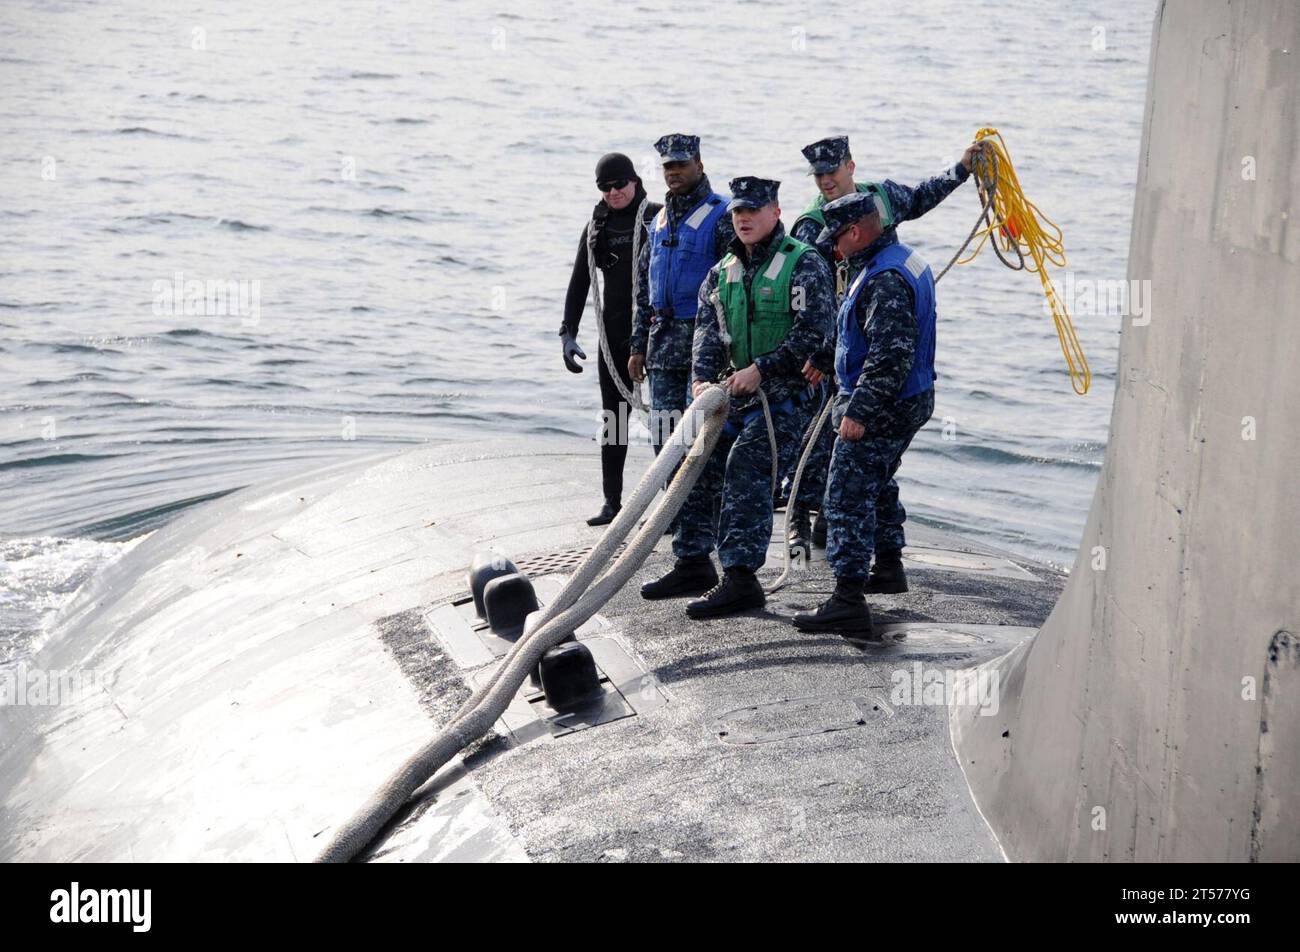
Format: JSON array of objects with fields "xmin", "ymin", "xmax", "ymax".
[{"xmin": 785, "ymin": 135, "xmax": 986, "ymax": 556}]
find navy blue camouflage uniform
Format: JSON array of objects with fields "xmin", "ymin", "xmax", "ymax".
[
  {"xmin": 674, "ymin": 213, "xmax": 836, "ymax": 572},
  {"xmin": 824, "ymin": 225, "xmax": 937, "ymax": 580},
  {"xmin": 790, "ymin": 160, "xmax": 971, "ymax": 517},
  {"xmin": 631, "ymin": 172, "xmax": 736, "ymax": 453}
]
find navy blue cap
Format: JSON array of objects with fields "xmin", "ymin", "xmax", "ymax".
[
  {"xmin": 654, "ymin": 133, "xmax": 700, "ymax": 164},
  {"xmin": 802, "ymin": 136, "xmax": 851, "ymax": 175},
  {"xmin": 816, "ymin": 191, "xmax": 882, "ymax": 245},
  {"xmin": 726, "ymin": 176, "xmax": 780, "ymax": 211}
]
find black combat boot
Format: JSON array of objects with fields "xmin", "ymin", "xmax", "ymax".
[
  {"xmin": 586, "ymin": 499, "xmax": 621, "ymax": 527},
  {"xmin": 792, "ymin": 576, "xmax": 873, "ymax": 635},
  {"xmin": 640, "ymin": 554, "xmax": 718, "ymax": 600},
  {"xmin": 865, "ymin": 550, "xmax": 908, "ymax": 594},
  {"xmin": 685, "ymin": 566, "xmax": 766, "ymax": 620},
  {"xmin": 786, "ymin": 503, "xmax": 812, "ymax": 557},
  {"xmin": 811, "ymin": 510, "xmax": 828, "ymax": 548}
]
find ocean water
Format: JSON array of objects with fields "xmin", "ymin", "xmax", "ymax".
[{"xmin": 0, "ymin": 0, "xmax": 1154, "ymax": 661}]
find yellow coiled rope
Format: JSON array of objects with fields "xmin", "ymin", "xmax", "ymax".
[{"xmin": 955, "ymin": 128, "xmax": 1091, "ymax": 395}]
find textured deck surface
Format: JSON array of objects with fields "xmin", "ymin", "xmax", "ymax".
[{"xmin": 0, "ymin": 438, "xmax": 1063, "ymax": 862}]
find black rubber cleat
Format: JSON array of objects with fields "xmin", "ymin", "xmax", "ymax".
[
  {"xmin": 811, "ymin": 510, "xmax": 828, "ymax": 548},
  {"xmin": 792, "ymin": 577, "xmax": 873, "ymax": 634},
  {"xmin": 538, "ymin": 642, "xmax": 603, "ymax": 712},
  {"xmin": 641, "ymin": 555, "xmax": 718, "ymax": 600},
  {"xmin": 865, "ymin": 550, "xmax": 908, "ymax": 594},
  {"xmin": 786, "ymin": 503, "xmax": 812, "ymax": 556},
  {"xmin": 586, "ymin": 500, "xmax": 621, "ymax": 527},
  {"xmin": 685, "ymin": 566, "xmax": 766, "ymax": 620},
  {"xmin": 467, "ymin": 551, "xmax": 519, "ymax": 619}
]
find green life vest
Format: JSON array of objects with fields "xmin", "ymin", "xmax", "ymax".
[
  {"xmin": 716, "ymin": 236, "xmax": 816, "ymax": 369},
  {"xmin": 792, "ymin": 181, "xmax": 893, "ymax": 232}
]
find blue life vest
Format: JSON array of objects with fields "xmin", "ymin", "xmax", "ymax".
[
  {"xmin": 648, "ymin": 192, "xmax": 728, "ymax": 320},
  {"xmin": 834, "ymin": 241, "xmax": 936, "ymax": 400}
]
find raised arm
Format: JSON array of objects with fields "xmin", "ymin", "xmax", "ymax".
[{"xmin": 879, "ymin": 162, "xmax": 971, "ymax": 225}]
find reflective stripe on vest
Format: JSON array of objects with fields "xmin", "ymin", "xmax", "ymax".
[
  {"xmin": 648, "ymin": 193, "xmax": 729, "ymax": 319},
  {"xmin": 834, "ymin": 241, "xmax": 936, "ymax": 400},
  {"xmin": 716, "ymin": 237, "xmax": 815, "ymax": 369}
]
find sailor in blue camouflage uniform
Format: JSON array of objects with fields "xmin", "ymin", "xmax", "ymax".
[
  {"xmin": 793, "ymin": 191, "xmax": 941, "ymax": 636},
  {"xmin": 629, "ymin": 134, "xmax": 735, "ymax": 457},
  {"xmin": 785, "ymin": 135, "xmax": 981, "ymax": 558},
  {"xmin": 640, "ymin": 176, "xmax": 835, "ymax": 619}
]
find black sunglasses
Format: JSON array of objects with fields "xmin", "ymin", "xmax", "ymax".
[{"xmin": 598, "ymin": 179, "xmax": 630, "ymax": 193}]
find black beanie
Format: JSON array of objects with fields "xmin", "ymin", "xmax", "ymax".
[{"xmin": 594, "ymin": 152, "xmax": 638, "ymax": 185}]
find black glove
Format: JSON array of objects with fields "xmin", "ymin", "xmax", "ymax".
[{"xmin": 560, "ymin": 331, "xmax": 586, "ymax": 373}]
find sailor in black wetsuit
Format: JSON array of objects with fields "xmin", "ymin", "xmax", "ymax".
[{"xmin": 559, "ymin": 153, "xmax": 663, "ymax": 526}]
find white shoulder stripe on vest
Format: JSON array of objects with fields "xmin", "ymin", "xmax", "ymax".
[
  {"xmin": 684, "ymin": 201, "xmax": 713, "ymax": 230},
  {"xmin": 763, "ymin": 251, "xmax": 788, "ymax": 280},
  {"xmin": 903, "ymin": 251, "xmax": 928, "ymax": 279}
]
